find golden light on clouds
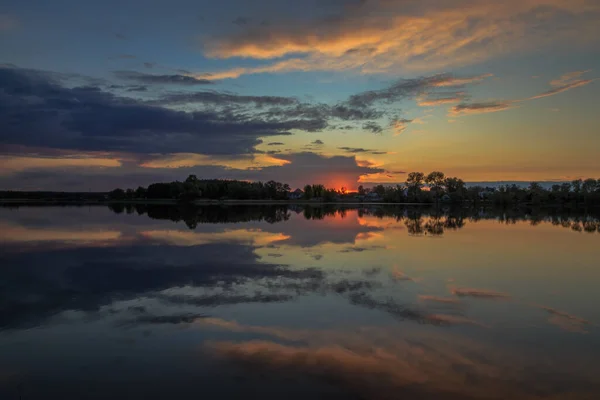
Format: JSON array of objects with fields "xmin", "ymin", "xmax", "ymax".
[
  {"xmin": 0, "ymin": 223, "xmax": 122, "ymax": 244},
  {"xmin": 200, "ymin": 0, "xmax": 600, "ymax": 79},
  {"xmin": 140, "ymin": 229, "xmax": 290, "ymax": 247},
  {"xmin": 0, "ymin": 155, "xmax": 121, "ymax": 174},
  {"xmin": 140, "ymin": 153, "xmax": 290, "ymax": 170}
]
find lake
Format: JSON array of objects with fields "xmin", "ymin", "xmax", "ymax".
[{"xmin": 1, "ymin": 205, "xmax": 599, "ymax": 399}]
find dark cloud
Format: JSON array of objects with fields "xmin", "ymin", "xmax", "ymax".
[
  {"xmin": 450, "ymin": 101, "xmax": 513, "ymax": 116},
  {"xmin": 0, "ymin": 66, "xmax": 328, "ymax": 156},
  {"xmin": 114, "ymin": 70, "xmax": 214, "ymax": 85},
  {"xmin": 337, "ymin": 147, "xmax": 385, "ymax": 155},
  {"xmin": 115, "ymin": 33, "xmax": 127, "ymax": 40},
  {"xmin": 362, "ymin": 121, "xmax": 383, "ymax": 133},
  {"xmin": 450, "ymin": 287, "xmax": 511, "ymax": 299},
  {"xmin": 0, "ymin": 239, "xmax": 316, "ymax": 331},
  {"xmin": 311, "ymin": 139, "xmax": 324, "ymax": 145},
  {"xmin": 143, "ymin": 62, "xmax": 155, "ymax": 69},
  {"xmin": 125, "ymin": 85, "xmax": 148, "ymax": 92},
  {"xmin": 346, "ymin": 74, "xmax": 454, "ymax": 108},
  {"xmin": 156, "ymin": 90, "xmax": 297, "ymax": 107},
  {"xmin": 267, "ymin": 142, "xmax": 285, "ymax": 146}
]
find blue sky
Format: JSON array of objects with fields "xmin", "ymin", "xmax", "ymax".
[{"xmin": 1, "ymin": 0, "xmax": 599, "ymax": 190}]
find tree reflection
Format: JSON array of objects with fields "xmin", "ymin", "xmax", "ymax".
[{"xmin": 100, "ymin": 204, "xmax": 600, "ymax": 235}]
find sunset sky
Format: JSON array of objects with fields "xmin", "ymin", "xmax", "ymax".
[{"xmin": 1, "ymin": 0, "xmax": 599, "ymax": 191}]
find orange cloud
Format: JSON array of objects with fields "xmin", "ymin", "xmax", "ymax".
[
  {"xmin": 528, "ymin": 79, "xmax": 595, "ymax": 100},
  {"xmin": 203, "ymin": 318, "xmax": 600, "ymax": 399},
  {"xmin": 140, "ymin": 229, "xmax": 290, "ymax": 247},
  {"xmin": 140, "ymin": 153, "xmax": 290, "ymax": 169},
  {"xmin": 200, "ymin": 1, "xmax": 600, "ymax": 78},
  {"xmin": 0, "ymin": 155, "xmax": 121, "ymax": 174},
  {"xmin": 550, "ymin": 70, "xmax": 592, "ymax": 87},
  {"xmin": 539, "ymin": 306, "xmax": 592, "ymax": 334},
  {"xmin": 0, "ymin": 223, "xmax": 122, "ymax": 244}
]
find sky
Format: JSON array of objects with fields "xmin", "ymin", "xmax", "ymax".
[{"xmin": 0, "ymin": 0, "xmax": 599, "ymax": 191}]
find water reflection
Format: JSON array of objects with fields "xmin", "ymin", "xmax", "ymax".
[
  {"xmin": 0, "ymin": 205, "xmax": 599, "ymax": 399},
  {"xmin": 109, "ymin": 204, "xmax": 600, "ymax": 236}
]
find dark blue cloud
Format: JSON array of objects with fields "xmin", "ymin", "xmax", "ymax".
[
  {"xmin": 114, "ymin": 70, "xmax": 214, "ymax": 85},
  {"xmin": 0, "ymin": 66, "xmax": 328, "ymax": 155}
]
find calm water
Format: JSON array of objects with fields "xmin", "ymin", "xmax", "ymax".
[{"xmin": 1, "ymin": 205, "xmax": 599, "ymax": 399}]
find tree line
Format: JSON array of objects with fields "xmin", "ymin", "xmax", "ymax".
[{"xmin": 105, "ymin": 171, "xmax": 600, "ymax": 207}]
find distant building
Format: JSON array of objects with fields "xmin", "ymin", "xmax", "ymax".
[{"xmin": 288, "ymin": 188, "xmax": 304, "ymax": 200}]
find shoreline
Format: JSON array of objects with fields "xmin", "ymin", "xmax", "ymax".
[
  {"xmin": 0, "ymin": 198, "xmax": 596, "ymax": 209},
  {"xmin": 0, "ymin": 198, "xmax": 433, "ymax": 206}
]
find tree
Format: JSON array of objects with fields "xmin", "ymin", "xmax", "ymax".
[
  {"xmin": 426, "ymin": 171, "xmax": 445, "ymax": 203},
  {"xmin": 426, "ymin": 171, "xmax": 446, "ymax": 193},
  {"xmin": 135, "ymin": 186, "xmax": 147, "ymax": 198},
  {"xmin": 358, "ymin": 185, "xmax": 366, "ymax": 195},
  {"xmin": 311, "ymin": 184, "xmax": 325, "ymax": 198},
  {"xmin": 571, "ymin": 179, "xmax": 582, "ymax": 194},
  {"xmin": 304, "ymin": 184, "xmax": 313, "ymax": 200},
  {"xmin": 373, "ymin": 184, "xmax": 386, "ymax": 196},
  {"xmin": 445, "ymin": 177, "xmax": 465, "ymax": 195},
  {"xmin": 108, "ymin": 188, "xmax": 126, "ymax": 200},
  {"xmin": 582, "ymin": 178, "xmax": 597, "ymax": 194},
  {"xmin": 406, "ymin": 172, "xmax": 425, "ymax": 199},
  {"xmin": 185, "ymin": 174, "xmax": 199, "ymax": 184}
]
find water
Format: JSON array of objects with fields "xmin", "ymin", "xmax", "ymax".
[{"xmin": 1, "ymin": 205, "xmax": 599, "ymax": 399}]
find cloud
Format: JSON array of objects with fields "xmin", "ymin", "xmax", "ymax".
[
  {"xmin": 346, "ymin": 74, "xmax": 465, "ymax": 108},
  {"xmin": 244, "ymin": 152, "xmax": 384, "ymax": 189},
  {"xmin": 338, "ymin": 147, "xmax": 386, "ymax": 155},
  {"xmin": 115, "ymin": 33, "xmax": 127, "ymax": 40},
  {"xmin": 362, "ymin": 121, "xmax": 383, "ymax": 134},
  {"xmin": 539, "ymin": 306, "xmax": 592, "ymax": 334},
  {"xmin": 550, "ymin": 70, "xmax": 592, "ymax": 87},
  {"xmin": 449, "ymin": 70, "xmax": 595, "ymax": 117},
  {"xmin": 528, "ymin": 79, "xmax": 595, "ymax": 100},
  {"xmin": 205, "ymin": 319, "xmax": 600, "ymax": 399},
  {"xmin": 418, "ymin": 295, "xmax": 461, "ymax": 304},
  {"xmin": 417, "ymin": 92, "xmax": 467, "ymax": 106},
  {"xmin": 0, "ymin": 155, "xmax": 121, "ymax": 174},
  {"xmin": 449, "ymin": 101, "xmax": 513, "ymax": 116},
  {"xmin": 450, "ymin": 287, "xmax": 511, "ymax": 299},
  {"xmin": 143, "ymin": 62, "xmax": 155, "ymax": 69},
  {"xmin": 114, "ymin": 70, "xmax": 214, "ymax": 85},
  {"xmin": 311, "ymin": 139, "xmax": 324, "ymax": 145},
  {"xmin": 200, "ymin": 1, "xmax": 600, "ymax": 77},
  {"xmin": 0, "ymin": 66, "xmax": 328, "ymax": 156},
  {"xmin": 391, "ymin": 118, "xmax": 412, "ymax": 136},
  {"xmin": 267, "ymin": 142, "xmax": 284, "ymax": 146},
  {"xmin": 155, "ymin": 90, "xmax": 297, "ymax": 107}
]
